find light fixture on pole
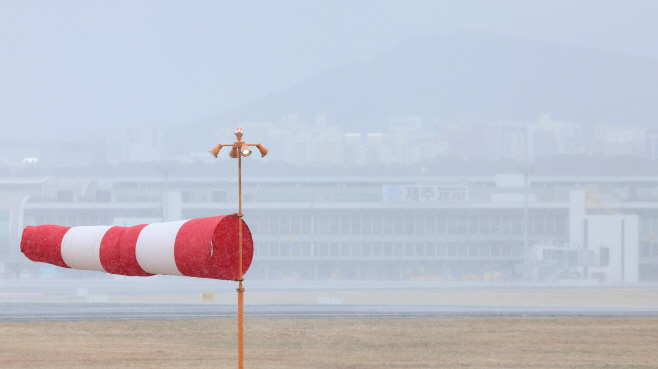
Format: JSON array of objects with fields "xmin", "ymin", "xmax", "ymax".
[
  {"xmin": 240, "ymin": 143, "xmax": 251, "ymax": 157},
  {"xmin": 209, "ymin": 127, "xmax": 268, "ymax": 369},
  {"xmin": 209, "ymin": 144, "xmax": 224, "ymax": 158},
  {"xmin": 255, "ymin": 143, "xmax": 268, "ymax": 157},
  {"xmin": 229, "ymin": 146, "xmax": 239, "ymax": 158}
]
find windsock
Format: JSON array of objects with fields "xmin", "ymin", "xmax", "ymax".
[{"xmin": 20, "ymin": 215, "xmax": 253, "ymax": 280}]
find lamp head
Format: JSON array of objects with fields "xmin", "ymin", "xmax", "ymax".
[
  {"xmin": 240, "ymin": 143, "xmax": 251, "ymax": 157},
  {"xmin": 209, "ymin": 144, "xmax": 223, "ymax": 158},
  {"xmin": 255, "ymin": 143, "xmax": 269, "ymax": 157},
  {"xmin": 228, "ymin": 146, "xmax": 238, "ymax": 158}
]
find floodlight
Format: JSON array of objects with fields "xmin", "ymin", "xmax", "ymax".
[
  {"xmin": 238, "ymin": 143, "xmax": 250, "ymax": 157},
  {"xmin": 229, "ymin": 146, "xmax": 238, "ymax": 158},
  {"xmin": 255, "ymin": 143, "xmax": 268, "ymax": 157},
  {"xmin": 209, "ymin": 144, "xmax": 223, "ymax": 158}
]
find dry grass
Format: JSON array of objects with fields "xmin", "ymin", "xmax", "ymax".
[{"xmin": 1, "ymin": 318, "xmax": 657, "ymax": 368}]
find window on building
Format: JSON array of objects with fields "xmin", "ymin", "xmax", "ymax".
[
  {"xmin": 280, "ymin": 217, "xmax": 291, "ymax": 235},
  {"xmin": 57, "ymin": 190, "xmax": 74, "ymax": 202},
  {"xmin": 351, "ymin": 216, "xmax": 362, "ymax": 235},
  {"xmin": 270, "ymin": 243, "xmax": 280, "ymax": 257},
  {"xmin": 372, "ymin": 216, "xmax": 383, "ymax": 235},
  {"xmin": 415, "ymin": 216, "xmax": 426, "ymax": 235},
  {"xmin": 329, "ymin": 217, "xmax": 339, "ymax": 235},
  {"xmin": 280, "ymin": 243, "xmax": 290, "ymax": 257},
  {"xmin": 383, "ymin": 243, "xmax": 394, "ymax": 257},
  {"xmin": 512, "ymin": 216, "xmax": 522, "ymax": 234},
  {"xmin": 301, "ymin": 216, "xmax": 311, "ymax": 235},
  {"xmin": 446, "ymin": 217, "xmax": 459, "ymax": 235},
  {"xmin": 383, "ymin": 217, "xmax": 393, "ymax": 235},
  {"xmin": 426, "ymin": 216, "xmax": 436, "ymax": 235},
  {"xmin": 394, "ymin": 243, "xmax": 404, "ymax": 257},
  {"xmin": 394, "ymin": 217, "xmax": 404, "ymax": 235},
  {"xmin": 437, "ymin": 217, "xmax": 447, "ymax": 234},
  {"xmin": 350, "ymin": 243, "xmax": 361, "ymax": 257},
  {"xmin": 501, "ymin": 216, "xmax": 512, "ymax": 234},
  {"xmin": 290, "ymin": 216, "xmax": 300, "ymax": 235},
  {"xmin": 318, "ymin": 243, "xmax": 329, "ymax": 257},
  {"xmin": 181, "ymin": 191, "xmax": 191, "ymax": 203},
  {"xmin": 318, "ymin": 217, "xmax": 329, "ymax": 235},
  {"xmin": 458, "ymin": 216, "xmax": 468, "ymax": 234},
  {"xmin": 269, "ymin": 216, "xmax": 280, "ymax": 235},
  {"xmin": 257, "ymin": 216, "xmax": 268, "ymax": 235},
  {"xmin": 340, "ymin": 243, "xmax": 350, "ymax": 257},
  {"xmin": 301, "ymin": 242, "xmax": 312, "ymax": 257},
  {"xmin": 362, "ymin": 243, "xmax": 372, "ymax": 257},
  {"xmin": 329, "ymin": 243, "xmax": 340, "ymax": 257},
  {"xmin": 291, "ymin": 243, "xmax": 301, "ymax": 257},
  {"xmin": 404, "ymin": 243, "xmax": 414, "ymax": 257},
  {"xmin": 468, "ymin": 216, "xmax": 479, "ymax": 234},
  {"xmin": 212, "ymin": 191, "xmax": 227, "ymax": 202},
  {"xmin": 490, "ymin": 216, "xmax": 501, "ymax": 235},
  {"xmin": 404, "ymin": 216, "xmax": 414, "ymax": 235},
  {"xmin": 362, "ymin": 216, "xmax": 372, "ymax": 235},
  {"xmin": 426, "ymin": 243, "xmax": 436, "ymax": 257},
  {"xmin": 95, "ymin": 190, "xmax": 111, "ymax": 202},
  {"xmin": 415, "ymin": 243, "xmax": 425, "ymax": 257}
]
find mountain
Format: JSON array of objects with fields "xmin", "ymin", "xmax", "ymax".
[{"xmin": 169, "ymin": 31, "xmax": 658, "ymax": 153}]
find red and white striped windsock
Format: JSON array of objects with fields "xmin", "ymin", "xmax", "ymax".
[{"xmin": 20, "ymin": 215, "xmax": 253, "ymax": 280}]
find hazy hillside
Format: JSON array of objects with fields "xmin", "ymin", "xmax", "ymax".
[{"xmin": 170, "ymin": 31, "xmax": 658, "ymax": 153}]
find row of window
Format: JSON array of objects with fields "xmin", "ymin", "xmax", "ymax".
[
  {"xmin": 253, "ymin": 242, "xmax": 525, "ymax": 259},
  {"xmin": 51, "ymin": 190, "xmax": 230, "ymax": 204},
  {"xmin": 248, "ymin": 213, "xmax": 567, "ymax": 236},
  {"xmin": 24, "ymin": 212, "xmax": 567, "ymax": 238}
]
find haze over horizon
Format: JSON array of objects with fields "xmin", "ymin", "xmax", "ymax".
[{"xmin": 2, "ymin": 1, "xmax": 658, "ymax": 145}]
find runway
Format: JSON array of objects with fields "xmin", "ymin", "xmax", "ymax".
[
  {"xmin": 2, "ymin": 302, "xmax": 658, "ymax": 322},
  {"xmin": 2, "ymin": 278, "xmax": 658, "ymax": 321}
]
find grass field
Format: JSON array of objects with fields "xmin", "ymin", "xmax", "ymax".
[{"xmin": 1, "ymin": 318, "xmax": 657, "ymax": 368}]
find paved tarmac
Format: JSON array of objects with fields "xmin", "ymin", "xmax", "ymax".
[
  {"xmin": 2, "ymin": 278, "xmax": 658, "ymax": 321},
  {"xmin": 1, "ymin": 302, "xmax": 658, "ymax": 322}
]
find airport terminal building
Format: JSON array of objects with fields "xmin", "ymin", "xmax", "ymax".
[{"xmin": 1, "ymin": 175, "xmax": 657, "ymax": 282}]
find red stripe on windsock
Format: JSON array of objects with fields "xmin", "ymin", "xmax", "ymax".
[
  {"xmin": 211, "ymin": 216, "xmax": 254, "ymax": 280},
  {"xmin": 20, "ymin": 225, "xmax": 71, "ymax": 268},
  {"xmin": 98, "ymin": 226, "xmax": 127, "ymax": 275},
  {"xmin": 116, "ymin": 224, "xmax": 153, "ymax": 276},
  {"xmin": 174, "ymin": 216, "xmax": 226, "ymax": 279}
]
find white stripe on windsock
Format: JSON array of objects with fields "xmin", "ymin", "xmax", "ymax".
[
  {"xmin": 135, "ymin": 220, "xmax": 188, "ymax": 276},
  {"xmin": 61, "ymin": 226, "xmax": 113, "ymax": 273}
]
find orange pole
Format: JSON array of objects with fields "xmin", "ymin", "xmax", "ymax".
[
  {"xmin": 237, "ymin": 141, "xmax": 245, "ymax": 369},
  {"xmin": 237, "ymin": 276, "xmax": 244, "ymax": 369}
]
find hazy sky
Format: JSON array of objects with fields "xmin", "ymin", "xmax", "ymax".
[{"xmin": 1, "ymin": 0, "xmax": 657, "ymax": 142}]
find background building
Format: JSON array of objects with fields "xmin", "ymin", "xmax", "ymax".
[{"xmin": 2, "ymin": 174, "xmax": 657, "ymax": 282}]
